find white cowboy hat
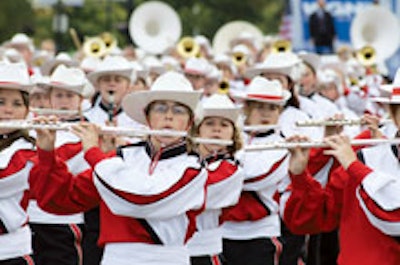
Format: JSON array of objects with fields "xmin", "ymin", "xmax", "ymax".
[
  {"xmin": 245, "ymin": 52, "xmax": 300, "ymax": 79},
  {"xmin": 184, "ymin": 57, "xmax": 210, "ymax": 76},
  {"xmin": 87, "ymin": 55, "xmax": 133, "ymax": 84},
  {"xmin": 40, "ymin": 52, "xmax": 78, "ymax": 76},
  {"xmin": 122, "ymin": 71, "xmax": 202, "ymax": 124},
  {"xmin": 235, "ymin": 76, "xmax": 291, "ymax": 105},
  {"xmin": 196, "ymin": 94, "xmax": 240, "ymax": 125},
  {"xmin": 39, "ymin": 64, "xmax": 88, "ymax": 96},
  {"xmin": 0, "ymin": 61, "xmax": 33, "ymax": 92},
  {"xmin": 372, "ymin": 68, "xmax": 400, "ymax": 104},
  {"xmin": 298, "ymin": 51, "xmax": 320, "ymax": 72},
  {"xmin": 9, "ymin": 33, "xmax": 34, "ymax": 52}
]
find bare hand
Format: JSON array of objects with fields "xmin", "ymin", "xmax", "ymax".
[
  {"xmin": 324, "ymin": 113, "xmax": 345, "ymax": 137},
  {"xmin": 361, "ymin": 114, "xmax": 383, "ymax": 139},
  {"xmin": 70, "ymin": 122, "xmax": 101, "ymax": 152},
  {"xmin": 287, "ymin": 135, "xmax": 311, "ymax": 175},
  {"xmin": 323, "ymin": 134, "xmax": 357, "ymax": 169},
  {"xmin": 34, "ymin": 116, "xmax": 57, "ymax": 151}
]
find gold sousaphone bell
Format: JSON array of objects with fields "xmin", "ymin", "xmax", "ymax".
[
  {"xmin": 356, "ymin": 45, "xmax": 376, "ymax": 66},
  {"xmin": 176, "ymin": 36, "xmax": 200, "ymax": 59},
  {"xmin": 271, "ymin": 39, "xmax": 292, "ymax": 53}
]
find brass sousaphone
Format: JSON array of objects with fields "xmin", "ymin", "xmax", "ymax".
[
  {"xmin": 350, "ymin": 5, "xmax": 400, "ymax": 66},
  {"xmin": 128, "ymin": 1, "xmax": 182, "ymax": 55},
  {"xmin": 212, "ymin": 21, "xmax": 263, "ymax": 55}
]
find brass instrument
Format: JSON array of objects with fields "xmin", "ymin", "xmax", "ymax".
[
  {"xmin": 82, "ymin": 36, "xmax": 107, "ymax": 58},
  {"xmin": 356, "ymin": 45, "xmax": 376, "ymax": 66},
  {"xmin": 271, "ymin": 39, "xmax": 291, "ymax": 53},
  {"xmin": 177, "ymin": 37, "xmax": 201, "ymax": 59},
  {"xmin": 245, "ymin": 138, "xmax": 400, "ymax": 151},
  {"xmin": 218, "ymin": 79, "xmax": 230, "ymax": 94},
  {"xmin": 232, "ymin": 51, "xmax": 247, "ymax": 66},
  {"xmin": 100, "ymin": 32, "xmax": 118, "ymax": 54}
]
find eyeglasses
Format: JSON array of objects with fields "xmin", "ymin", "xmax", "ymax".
[{"xmin": 149, "ymin": 102, "xmax": 189, "ymax": 115}]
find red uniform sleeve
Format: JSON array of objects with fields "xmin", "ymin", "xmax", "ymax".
[
  {"xmin": 29, "ymin": 147, "xmax": 101, "ymax": 215},
  {"xmin": 283, "ymin": 167, "xmax": 346, "ymax": 235}
]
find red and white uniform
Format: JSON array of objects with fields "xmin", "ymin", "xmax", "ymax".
[
  {"xmin": 186, "ymin": 153, "xmax": 244, "ymax": 256},
  {"xmin": 0, "ymin": 137, "xmax": 35, "ymax": 260},
  {"xmin": 28, "ymin": 130, "xmax": 88, "ymax": 224},
  {"xmin": 283, "ymin": 139, "xmax": 400, "ymax": 264},
  {"xmin": 29, "ymin": 141, "xmax": 207, "ymax": 265},
  {"xmin": 222, "ymin": 132, "xmax": 289, "ymax": 239}
]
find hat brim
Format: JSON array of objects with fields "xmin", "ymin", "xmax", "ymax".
[
  {"xmin": 40, "ymin": 82, "xmax": 85, "ymax": 96},
  {"xmin": 199, "ymin": 108, "xmax": 240, "ymax": 125},
  {"xmin": 122, "ymin": 90, "xmax": 202, "ymax": 124},
  {"xmin": 245, "ymin": 65, "xmax": 292, "ymax": 79},
  {"xmin": 88, "ymin": 69, "xmax": 133, "ymax": 84},
  {"xmin": 0, "ymin": 82, "xmax": 33, "ymax": 93},
  {"xmin": 234, "ymin": 90, "xmax": 291, "ymax": 106},
  {"xmin": 40, "ymin": 60, "xmax": 79, "ymax": 76}
]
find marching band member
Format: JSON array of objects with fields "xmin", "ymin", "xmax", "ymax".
[
  {"xmin": 317, "ymin": 68, "xmax": 361, "ymax": 137},
  {"xmin": 0, "ymin": 62, "xmax": 36, "ymax": 264},
  {"xmin": 282, "ymin": 76, "xmax": 400, "ymax": 264},
  {"xmin": 29, "ymin": 72, "xmax": 207, "ymax": 265},
  {"xmin": 27, "ymin": 65, "xmax": 91, "ymax": 265},
  {"xmin": 221, "ymin": 77, "xmax": 291, "ymax": 265},
  {"xmin": 187, "ymin": 94, "xmax": 244, "ymax": 265},
  {"xmin": 84, "ymin": 56, "xmax": 145, "ymax": 264},
  {"xmin": 245, "ymin": 52, "xmax": 321, "ymax": 139},
  {"xmin": 184, "ymin": 57, "xmax": 210, "ymax": 92}
]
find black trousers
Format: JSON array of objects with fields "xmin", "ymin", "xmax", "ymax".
[
  {"xmin": 30, "ymin": 223, "xmax": 84, "ymax": 265},
  {"xmin": 83, "ymin": 207, "xmax": 103, "ymax": 265},
  {"xmin": 223, "ymin": 238, "xmax": 277, "ymax": 265},
  {"xmin": 279, "ymin": 222, "xmax": 306, "ymax": 265},
  {"xmin": 190, "ymin": 254, "xmax": 226, "ymax": 265},
  {"xmin": 0, "ymin": 256, "xmax": 34, "ymax": 265},
  {"xmin": 307, "ymin": 230, "xmax": 339, "ymax": 265}
]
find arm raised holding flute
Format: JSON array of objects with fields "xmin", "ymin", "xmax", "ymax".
[{"xmin": 282, "ymin": 74, "xmax": 400, "ymax": 265}]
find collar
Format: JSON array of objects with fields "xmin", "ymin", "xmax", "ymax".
[
  {"xmin": 251, "ymin": 129, "xmax": 276, "ymax": 138},
  {"xmin": 0, "ymin": 130, "xmax": 21, "ymax": 140},
  {"xmin": 306, "ymin": 92, "xmax": 315, "ymax": 99},
  {"xmin": 145, "ymin": 140, "xmax": 187, "ymax": 160},
  {"xmin": 99, "ymin": 101, "xmax": 123, "ymax": 116},
  {"xmin": 203, "ymin": 152, "xmax": 235, "ymax": 165}
]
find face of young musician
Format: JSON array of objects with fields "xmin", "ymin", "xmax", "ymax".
[
  {"xmin": 198, "ymin": 116, "xmax": 234, "ymax": 155},
  {"xmin": 0, "ymin": 88, "xmax": 29, "ymax": 134},
  {"xmin": 147, "ymin": 100, "xmax": 192, "ymax": 148},
  {"xmin": 245, "ymin": 101, "xmax": 282, "ymax": 125},
  {"xmin": 49, "ymin": 87, "xmax": 82, "ymax": 119},
  {"xmin": 98, "ymin": 74, "xmax": 130, "ymax": 107},
  {"xmin": 319, "ymin": 82, "xmax": 340, "ymax": 102},
  {"xmin": 185, "ymin": 73, "xmax": 206, "ymax": 90},
  {"xmin": 298, "ymin": 64, "xmax": 317, "ymax": 96},
  {"xmin": 30, "ymin": 92, "xmax": 51, "ymax": 109}
]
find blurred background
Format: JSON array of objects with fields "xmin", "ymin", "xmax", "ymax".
[{"xmin": 0, "ymin": 0, "xmax": 284, "ymax": 52}]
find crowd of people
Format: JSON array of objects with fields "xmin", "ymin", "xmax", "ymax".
[{"xmin": 0, "ymin": 16, "xmax": 399, "ymax": 265}]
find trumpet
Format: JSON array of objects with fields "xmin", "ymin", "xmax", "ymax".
[
  {"xmin": 244, "ymin": 138, "xmax": 400, "ymax": 151},
  {"xmin": 82, "ymin": 36, "xmax": 107, "ymax": 58},
  {"xmin": 0, "ymin": 120, "xmax": 233, "ymax": 146},
  {"xmin": 100, "ymin": 32, "xmax": 118, "ymax": 54},
  {"xmin": 295, "ymin": 118, "xmax": 391, "ymax": 127}
]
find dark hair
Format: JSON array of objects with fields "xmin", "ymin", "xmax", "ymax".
[
  {"xmin": 284, "ymin": 76, "xmax": 300, "ymax": 109},
  {"xmin": 21, "ymin": 91, "xmax": 29, "ymax": 108}
]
